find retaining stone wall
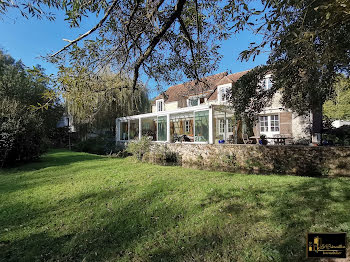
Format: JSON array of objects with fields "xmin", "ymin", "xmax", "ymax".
[{"xmin": 147, "ymin": 143, "xmax": 350, "ymax": 176}]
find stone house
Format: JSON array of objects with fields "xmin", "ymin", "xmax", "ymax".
[{"xmin": 116, "ymin": 70, "xmax": 311, "ymax": 144}]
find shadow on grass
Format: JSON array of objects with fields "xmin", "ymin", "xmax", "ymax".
[
  {"xmin": 0, "ymin": 149, "xmax": 105, "ymax": 174},
  {"xmin": 0, "ymin": 158, "xmax": 113, "ymax": 195},
  {"xmin": 267, "ymin": 178, "xmax": 350, "ymax": 261},
  {"xmin": 202, "ymin": 177, "xmax": 350, "ymax": 261},
  {"xmin": 0, "ymin": 179, "xmax": 189, "ymax": 261},
  {"xmin": 1, "ymin": 155, "xmax": 350, "ymax": 261}
]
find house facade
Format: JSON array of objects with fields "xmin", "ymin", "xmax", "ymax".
[{"xmin": 116, "ymin": 70, "xmax": 311, "ymax": 144}]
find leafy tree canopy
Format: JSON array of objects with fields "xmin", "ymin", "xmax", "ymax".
[
  {"xmin": 0, "ymin": 0, "xmax": 263, "ymax": 90},
  {"xmin": 324, "ymin": 75, "xmax": 350, "ymax": 121},
  {"xmin": 1, "ymin": 0, "xmax": 349, "ymax": 128},
  {"xmin": 58, "ymin": 66, "xmax": 149, "ymax": 134},
  {"xmin": 0, "ymin": 49, "xmax": 63, "ymax": 166},
  {"xmin": 229, "ymin": 0, "xmax": 349, "ymax": 137}
]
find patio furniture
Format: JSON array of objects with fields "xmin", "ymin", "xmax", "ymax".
[
  {"xmin": 272, "ymin": 134, "xmax": 284, "ymax": 145},
  {"xmin": 267, "ymin": 135, "xmax": 293, "ymax": 145},
  {"xmin": 243, "ymin": 134, "xmax": 254, "ymax": 144},
  {"xmin": 227, "ymin": 135, "xmax": 234, "ymax": 144}
]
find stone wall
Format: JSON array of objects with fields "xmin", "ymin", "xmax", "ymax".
[{"xmin": 147, "ymin": 143, "xmax": 350, "ymax": 176}]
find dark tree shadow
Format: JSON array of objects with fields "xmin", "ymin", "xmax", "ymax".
[{"xmin": 1, "ymin": 149, "xmax": 104, "ymax": 174}]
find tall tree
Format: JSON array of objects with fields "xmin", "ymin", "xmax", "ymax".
[
  {"xmin": 324, "ymin": 75, "xmax": 350, "ymax": 121},
  {"xmin": 1, "ymin": 0, "xmax": 249, "ymax": 90},
  {"xmin": 230, "ymin": 0, "xmax": 350, "ymax": 142},
  {"xmin": 2, "ymin": 1, "xmax": 349, "ymax": 143},
  {"xmin": 58, "ymin": 66, "xmax": 149, "ymax": 135},
  {"xmin": 0, "ymin": 50, "xmax": 63, "ymax": 166}
]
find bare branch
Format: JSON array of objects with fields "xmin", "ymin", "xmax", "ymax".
[
  {"xmin": 50, "ymin": 0, "xmax": 119, "ymax": 57},
  {"xmin": 178, "ymin": 16, "xmax": 199, "ymax": 79},
  {"xmin": 131, "ymin": 0, "xmax": 187, "ymax": 91}
]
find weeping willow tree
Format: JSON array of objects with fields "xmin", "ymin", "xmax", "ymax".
[{"xmin": 58, "ymin": 66, "xmax": 149, "ymax": 137}]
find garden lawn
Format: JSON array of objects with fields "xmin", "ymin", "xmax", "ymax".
[{"xmin": 0, "ymin": 150, "xmax": 350, "ymax": 262}]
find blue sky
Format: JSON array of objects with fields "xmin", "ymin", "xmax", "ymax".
[{"xmin": 0, "ymin": 8, "xmax": 269, "ymax": 98}]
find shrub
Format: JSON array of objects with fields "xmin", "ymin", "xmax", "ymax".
[
  {"xmin": 0, "ymin": 98, "xmax": 44, "ymax": 167},
  {"xmin": 126, "ymin": 136, "xmax": 152, "ymax": 160},
  {"xmin": 73, "ymin": 134, "xmax": 119, "ymax": 155},
  {"xmin": 0, "ymin": 50, "xmax": 64, "ymax": 167},
  {"xmin": 323, "ymin": 126, "xmax": 350, "ymax": 146}
]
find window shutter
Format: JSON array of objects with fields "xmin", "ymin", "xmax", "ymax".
[
  {"xmin": 189, "ymin": 120, "xmax": 194, "ymax": 136},
  {"xmin": 279, "ymin": 112, "xmax": 293, "ymax": 136},
  {"xmin": 253, "ymin": 122, "xmax": 260, "ymax": 136}
]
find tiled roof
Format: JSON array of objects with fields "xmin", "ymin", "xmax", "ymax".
[
  {"xmin": 208, "ymin": 70, "xmax": 250, "ymax": 101},
  {"xmin": 153, "ymin": 70, "xmax": 250, "ymax": 104}
]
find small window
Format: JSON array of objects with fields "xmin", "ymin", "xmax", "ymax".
[
  {"xmin": 270, "ymin": 115, "xmax": 279, "ymax": 132},
  {"xmin": 220, "ymin": 87, "xmax": 228, "ymax": 102},
  {"xmin": 188, "ymin": 97, "xmax": 199, "ymax": 107},
  {"xmin": 200, "ymin": 97, "xmax": 205, "ymax": 104},
  {"xmin": 264, "ymin": 77, "xmax": 273, "ymax": 90},
  {"xmin": 185, "ymin": 120, "xmax": 190, "ymax": 132},
  {"xmin": 259, "ymin": 116, "xmax": 269, "ymax": 132},
  {"xmin": 156, "ymin": 99, "xmax": 164, "ymax": 112}
]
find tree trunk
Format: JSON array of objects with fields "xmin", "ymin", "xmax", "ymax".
[{"xmin": 311, "ymin": 102, "xmax": 323, "ymax": 144}]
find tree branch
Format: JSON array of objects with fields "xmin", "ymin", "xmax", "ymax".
[
  {"xmin": 178, "ymin": 16, "xmax": 199, "ymax": 80},
  {"xmin": 131, "ymin": 0, "xmax": 187, "ymax": 91},
  {"xmin": 50, "ymin": 0, "xmax": 119, "ymax": 57}
]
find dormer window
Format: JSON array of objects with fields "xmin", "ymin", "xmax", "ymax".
[
  {"xmin": 188, "ymin": 97, "xmax": 199, "ymax": 107},
  {"xmin": 218, "ymin": 86, "xmax": 230, "ymax": 102},
  {"xmin": 156, "ymin": 99, "xmax": 164, "ymax": 112},
  {"xmin": 264, "ymin": 75, "xmax": 273, "ymax": 90}
]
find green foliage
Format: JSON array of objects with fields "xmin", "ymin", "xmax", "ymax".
[
  {"xmin": 0, "ymin": 98, "xmax": 44, "ymax": 167},
  {"xmin": 0, "ymin": 50, "xmax": 63, "ymax": 166},
  {"xmin": 126, "ymin": 136, "xmax": 151, "ymax": 160},
  {"xmin": 143, "ymin": 144, "xmax": 181, "ymax": 165},
  {"xmin": 73, "ymin": 134, "xmax": 118, "ymax": 155},
  {"xmin": 230, "ymin": 65, "xmax": 272, "ymax": 119},
  {"xmin": 58, "ymin": 66, "xmax": 149, "ymax": 137},
  {"xmin": 324, "ymin": 126, "xmax": 350, "ymax": 146},
  {"xmin": 324, "ymin": 75, "xmax": 350, "ymax": 121},
  {"xmin": 230, "ymin": 0, "xmax": 349, "ymax": 138},
  {"xmin": 266, "ymin": 0, "xmax": 349, "ymax": 114}
]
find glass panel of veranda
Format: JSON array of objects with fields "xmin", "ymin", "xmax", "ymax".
[
  {"xmin": 170, "ymin": 112, "xmax": 194, "ymax": 142},
  {"xmin": 129, "ymin": 119, "xmax": 139, "ymax": 140},
  {"xmin": 119, "ymin": 121, "xmax": 128, "ymax": 140},
  {"xmin": 142, "ymin": 117, "xmax": 157, "ymax": 141},
  {"xmin": 194, "ymin": 110, "xmax": 209, "ymax": 142},
  {"xmin": 157, "ymin": 116, "xmax": 167, "ymax": 141}
]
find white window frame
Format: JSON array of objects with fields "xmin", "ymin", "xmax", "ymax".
[
  {"xmin": 227, "ymin": 119, "xmax": 234, "ymax": 133},
  {"xmin": 220, "ymin": 87, "xmax": 228, "ymax": 102},
  {"xmin": 259, "ymin": 114, "xmax": 280, "ymax": 135},
  {"xmin": 156, "ymin": 99, "xmax": 164, "ymax": 112},
  {"xmin": 219, "ymin": 119, "xmax": 225, "ymax": 133},
  {"xmin": 263, "ymin": 74, "xmax": 273, "ymax": 90},
  {"xmin": 217, "ymin": 83, "xmax": 232, "ymax": 102},
  {"xmin": 187, "ymin": 97, "xmax": 200, "ymax": 107},
  {"xmin": 270, "ymin": 115, "xmax": 280, "ymax": 132},
  {"xmin": 259, "ymin": 116, "xmax": 269, "ymax": 132},
  {"xmin": 218, "ymin": 119, "xmax": 234, "ymax": 134}
]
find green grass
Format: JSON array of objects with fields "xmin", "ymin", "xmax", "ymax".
[{"xmin": 0, "ymin": 150, "xmax": 349, "ymax": 262}]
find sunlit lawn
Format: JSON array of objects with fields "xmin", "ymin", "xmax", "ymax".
[{"xmin": 0, "ymin": 149, "xmax": 349, "ymax": 261}]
